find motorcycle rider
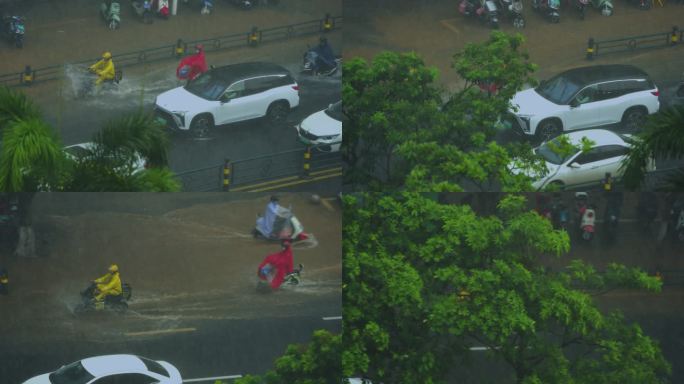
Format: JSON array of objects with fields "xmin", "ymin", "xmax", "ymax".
[
  {"xmin": 257, "ymin": 240, "xmax": 296, "ymax": 290},
  {"xmin": 312, "ymin": 37, "xmax": 336, "ymax": 73},
  {"xmin": 92, "ymin": 264, "xmax": 122, "ymax": 302},
  {"xmin": 89, "ymin": 51, "xmax": 116, "ymax": 86},
  {"xmin": 256, "ymin": 196, "xmax": 281, "ymax": 238},
  {"xmin": 176, "ymin": 44, "xmax": 208, "ymax": 82}
]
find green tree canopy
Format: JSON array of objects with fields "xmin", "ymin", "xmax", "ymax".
[
  {"xmin": 234, "ymin": 329, "xmax": 341, "ymax": 384},
  {"xmin": 343, "ymin": 193, "xmax": 670, "ymax": 383}
]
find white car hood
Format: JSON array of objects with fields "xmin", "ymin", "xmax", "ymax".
[
  {"xmin": 508, "ymin": 152, "xmax": 561, "ymax": 189},
  {"xmin": 510, "ymin": 88, "xmax": 559, "ymax": 116},
  {"xmin": 156, "ymin": 86, "xmax": 214, "ymax": 113},
  {"xmin": 300, "ymin": 109, "xmax": 342, "ymax": 137},
  {"xmin": 22, "ymin": 373, "xmax": 51, "ymax": 384}
]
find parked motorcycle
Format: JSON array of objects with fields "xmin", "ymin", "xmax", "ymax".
[
  {"xmin": 637, "ymin": 192, "xmax": 659, "ymax": 234},
  {"xmin": 550, "ymin": 194, "xmax": 570, "ymax": 231},
  {"xmin": 131, "ymin": 0, "xmax": 153, "ymax": 24},
  {"xmin": 531, "ymin": 0, "xmax": 560, "ymax": 23},
  {"xmin": 668, "ymin": 197, "xmax": 684, "ymax": 242},
  {"xmin": 75, "ymin": 282, "xmax": 132, "ymax": 313},
  {"xmin": 626, "ymin": 0, "xmax": 652, "ymax": 9},
  {"xmin": 498, "ymin": 0, "xmax": 525, "ymax": 28},
  {"xmin": 592, "ymin": 0, "xmax": 613, "ymax": 16},
  {"xmin": 458, "ymin": 0, "xmax": 500, "ymax": 29},
  {"xmin": 100, "ymin": 1, "xmax": 121, "ymax": 30},
  {"xmin": 253, "ymin": 205, "xmax": 309, "ymax": 242},
  {"xmin": 201, "ymin": 0, "xmax": 214, "ymax": 14},
  {"xmin": 2, "ymin": 16, "xmax": 24, "ymax": 48},
  {"xmin": 229, "ymin": 0, "xmax": 253, "ymax": 9},
  {"xmin": 575, "ymin": 192, "xmax": 596, "ymax": 241},
  {"xmin": 572, "ymin": 0, "xmax": 590, "ymax": 19},
  {"xmin": 301, "ymin": 47, "xmax": 341, "ymax": 76},
  {"xmin": 603, "ymin": 192, "xmax": 623, "ymax": 243}
]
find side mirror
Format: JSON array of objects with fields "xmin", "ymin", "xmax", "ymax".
[
  {"xmin": 569, "ymin": 99, "xmax": 580, "ymax": 108},
  {"xmin": 569, "ymin": 162, "xmax": 581, "ymax": 169}
]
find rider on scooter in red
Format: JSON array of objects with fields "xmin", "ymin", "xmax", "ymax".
[{"xmin": 257, "ymin": 240, "xmax": 295, "ymax": 290}]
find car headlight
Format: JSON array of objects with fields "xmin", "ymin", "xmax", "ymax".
[
  {"xmin": 517, "ymin": 115, "xmax": 533, "ymax": 131},
  {"xmin": 172, "ymin": 111, "xmax": 188, "ymax": 126}
]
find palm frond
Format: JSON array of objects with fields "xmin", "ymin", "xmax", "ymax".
[
  {"xmin": 132, "ymin": 167, "xmax": 181, "ymax": 191},
  {"xmin": 94, "ymin": 111, "xmax": 170, "ymax": 167},
  {"xmin": 0, "ymin": 86, "xmax": 42, "ymax": 130}
]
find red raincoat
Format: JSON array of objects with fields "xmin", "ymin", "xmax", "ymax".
[
  {"xmin": 176, "ymin": 48, "xmax": 208, "ymax": 81},
  {"xmin": 257, "ymin": 244, "xmax": 294, "ymax": 290}
]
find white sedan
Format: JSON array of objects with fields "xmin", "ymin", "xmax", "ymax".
[
  {"xmin": 518, "ymin": 129, "xmax": 655, "ymax": 190},
  {"xmin": 22, "ymin": 354, "xmax": 182, "ymax": 384},
  {"xmin": 64, "ymin": 142, "xmax": 148, "ymax": 174},
  {"xmin": 296, "ymin": 101, "xmax": 344, "ymax": 152}
]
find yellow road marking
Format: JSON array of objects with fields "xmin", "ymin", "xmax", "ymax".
[
  {"xmin": 440, "ymin": 19, "xmax": 461, "ymax": 36},
  {"xmin": 230, "ymin": 168, "xmax": 342, "ymax": 192},
  {"xmin": 125, "ymin": 328, "xmax": 196, "ymax": 337},
  {"xmin": 247, "ymin": 171, "xmax": 342, "ymax": 192},
  {"xmin": 320, "ymin": 198, "xmax": 335, "ymax": 212}
]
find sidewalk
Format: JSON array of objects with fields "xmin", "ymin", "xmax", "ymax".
[{"xmin": 0, "ymin": 0, "xmax": 341, "ymax": 74}]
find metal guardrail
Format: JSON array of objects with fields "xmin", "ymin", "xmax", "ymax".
[
  {"xmin": 0, "ymin": 14, "xmax": 342, "ymax": 87},
  {"xmin": 586, "ymin": 26, "xmax": 682, "ymax": 59},
  {"xmin": 175, "ymin": 142, "xmax": 341, "ymax": 192}
]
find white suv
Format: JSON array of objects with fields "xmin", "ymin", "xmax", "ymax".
[
  {"xmin": 155, "ymin": 62, "xmax": 300, "ymax": 138},
  {"xmin": 507, "ymin": 64, "xmax": 660, "ymax": 141}
]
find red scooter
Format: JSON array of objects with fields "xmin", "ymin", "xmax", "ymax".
[{"xmin": 575, "ymin": 192, "xmax": 596, "ymax": 241}]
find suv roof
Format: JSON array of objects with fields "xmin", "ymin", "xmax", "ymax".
[
  {"xmin": 210, "ymin": 62, "xmax": 293, "ymax": 85},
  {"xmin": 560, "ymin": 65, "xmax": 651, "ymax": 87}
]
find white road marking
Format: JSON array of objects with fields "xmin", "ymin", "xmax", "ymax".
[
  {"xmin": 183, "ymin": 375, "xmax": 243, "ymax": 383},
  {"xmin": 323, "ymin": 316, "xmax": 342, "ymax": 321},
  {"xmin": 470, "ymin": 346, "xmax": 491, "ymax": 351},
  {"xmin": 124, "ymin": 327, "xmax": 196, "ymax": 337}
]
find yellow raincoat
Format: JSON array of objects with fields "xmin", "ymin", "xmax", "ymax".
[
  {"xmin": 89, "ymin": 58, "xmax": 116, "ymax": 85},
  {"xmin": 93, "ymin": 271, "xmax": 122, "ymax": 301}
]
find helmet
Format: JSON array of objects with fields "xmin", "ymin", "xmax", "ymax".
[
  {"xmin": 195, "ymin": 44, "xmax": 204, "ymax": 51},
  {"xmin": 108, "ymin": 264, "xmax": 119, "ymax": 273},
  {"xmin": 102, "ymin": 52, "xmax": 112, "ymax": 60}
]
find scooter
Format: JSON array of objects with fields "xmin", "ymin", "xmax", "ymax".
[
  {"xmin": 592, "ymin": 0, "xmax": 613, "ymax": 16},
  {"xmin": 155, "ymin": 0, "xmax": 170, "ymax": 18},
  {"xmin": 253, "ymin": 205, "xmax": 310, "ymax": 242},
  {"xmin": 575, "ymin": 192, "xmax": 596, "ymax": 241},
  {"xmin": 572, "ymin": 0, "xmax": 590, "ymax": 19},
  {"xmin": 301, "ymin": 47, "xmax": 341, "ymax": 76},
  {"xmin": 229, "ymin": 0, "xmax": 253, "ymax": 9},
  {"xmin": 75, "ymin": 282, "xmax": 132, "ymax": 313},
  {"xmin": 2, "ymin": 16, "xmax": 24, "ymax": 48},
  {"xmin": 498, "ymin": 0, "xmax": 525, "ymax": 28},
  {"xmin": 100, "ymin": 1, "xmax": 121, "ymax": 30},
  {"xmin": 459, "ymin": 0, "xmax": 500, "ymax": 29},
  {"xmin": 76, "ymin": 66, "xmax": 123, "ymax": 98},
  {"xmin": 668, "ymin": 197, "xmax": 684, "ymax": 242},
  {"xmin": 131, "ymin": 0, "xmax": 153, "ymax": 24},
  {"xmin": 531, "ymin": 0, "xmax": 561, "ymax": 23},
  {"xmin": 550, "ymin": 194, "xmax": 570, "ymax": 231},
  {"xmin": 637, "ymin": 192, "xmax": 659, "ymax": 234}
]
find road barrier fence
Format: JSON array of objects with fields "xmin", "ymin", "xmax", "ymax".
[
  {"xmin": 0, "ymin": 14, "xmax": 342, "ymax": 87},
  {"xmin": 586, "ymin": 25, "xmax": 682, "ymax": 59},
  {"xmin": 175, "ymin": 142, "xmax": 341, "ymax": 192}
]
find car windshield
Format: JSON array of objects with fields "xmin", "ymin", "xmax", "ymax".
[
  {"xmin": 184, "ymin": 72, "xmax": 229, "ymax": 101},
  {"xmin": 535, "ymin": 137, "xmax": 577, "ymax": 165},
  {"xmin": 324, "ymin": 101, "xmax": 345, "ymax": 122},
  {"xmin": 535, "ymin": 74, "xmax": 582, "ymax": 105},
  {"xmin": 48, "ymin": 362, "xmax": 95, "ymax": 384}
]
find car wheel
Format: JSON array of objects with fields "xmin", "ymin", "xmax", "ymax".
[
  {"xmin": 190, "ymin": 114, "xmax": 213, "ymax": 138},
  {"xmin": 266, "ymin": 102, "xmax": 289, "ymax": 124},
  {"xmin": 621, "ymin": 107, "xmax": 647, "ymax": 130},
  {"xmin": 535, "ymin": 119, "xmax": 562, "ymax": 142}
]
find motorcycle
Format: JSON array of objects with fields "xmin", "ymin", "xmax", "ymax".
[
  {"xmin": 229, "ymin": 0, "xmax": 253, "ymax": 9},
  {"xmin": 531, "ymin": 0, "xmax": 560, "ymax": 23},
  {"xmin": 201, "ymin": 0, "xmax": 214, "ymax": 14},
  {"xmin": 627, "ymin": 0, "xmax": 652, "ymax": 9},
  {"xmin": 2, "ymin": 16, "xmax": 25, "ymax": 48},
  {"xmin": 668, "ymin": 197, "xmax": 684, "ymax": 242},
  {"xmin": 592, "ymin": 0, "xmax": 613, "ymax": 16},
  {"xmin": 301, "ymin": 47, "xmax": 341, "ymax": 76},
  {"xmin": 100, "ymin": 1, "xmax": 121, "ymax": 30},
  {"xmin": 459, "ymin": 0, "xmax": 500, "ymax": 29},
  {"xmin": 572, "ymin": 0, "xmax": 590, "ymax": 19},
  {"xmin": 75, "ymin": 66, "xmax": 123, "ymax": 98},
  {"xmin": 75, "ymin": 282, "xmax": 132, "ymax": 313},
  {"xmin": 575, "ymin": 192, "xmax": 596, "ymax": 241},
  {"xmin": 131, "ymin": 0, "xmax": 153, "ymax": 24},
  {"xmin": 550, "ymin": 194, "xmax": 570, "ymax": 231},
  {"xmin": 637, "ymin": 192, "xmax": 659, "ymax": 234},
  {"xmin": 153, "ymin": 0, "xmax": 170, "ymax": 18},
  {"xmin": 603, "ymin": 192, "xmax": 623, "ymax": 243},
  {"xmin": 498, "ymin": 0, "xmax": 525, "ymax": 28},
  {"xmin": 253, "ymin": 204, "xmax": 309, "ymax": 242}
]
